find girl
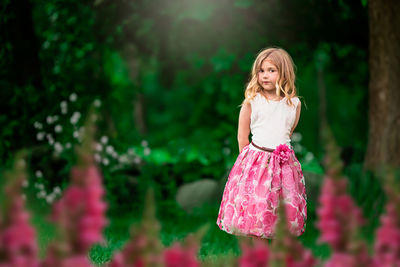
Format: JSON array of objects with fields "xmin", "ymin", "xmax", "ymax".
[{"xmin": 216, "ymin": 47, "xmax": 307, "ymax": 239}]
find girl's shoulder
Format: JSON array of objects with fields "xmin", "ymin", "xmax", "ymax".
[
  {"xmin": 247, "ymin": 92, "xmax": 263, "ymax": 106},
  {"xmin": 284, "ymin": 96, "xmax": 300, "ymax": 108}
]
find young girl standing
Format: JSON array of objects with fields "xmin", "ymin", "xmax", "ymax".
[{"xmin": 216, "ymin": 47, "xmax": 307, "ymax": 239}]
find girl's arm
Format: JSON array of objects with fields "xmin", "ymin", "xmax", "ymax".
[
  {"xmin": 237, "ymin": 101, "xmax": 251, "ymax": 153},
  {"xmin": 289, "ymin": 100, "xmax": 301, "ymax": 137}
]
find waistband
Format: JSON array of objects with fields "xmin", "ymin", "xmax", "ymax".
[{"xmin": 250, "ymin": 141, "xmax": 275, "ymax": 152}]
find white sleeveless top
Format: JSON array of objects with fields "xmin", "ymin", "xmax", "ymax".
[{"xmin": 249, "ymin": 92, "xmax": 300, "ymax": 151}]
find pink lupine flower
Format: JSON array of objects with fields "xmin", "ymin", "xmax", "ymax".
[
  {"xmin": 373, "ymin": 203, "xmax": 400, "ymax": 267},
  {"xmin": 273, "ymin": 144, "xmax": 291, "ymax": 165},
  {"xmin": 316, "ymin": 176, "xmax": 373, "ymax": 267},
  {"xmin": 316, "ymin": 177, "xmax": 365, "ymax": 251},
  {"xmin": 62, "ymin": 255, "xmax": 93, "ymax": 267},
  {"xmin": 0, "ymin": 157, "xmax": 39, "ymax": 267},
  {"xmin": 42, "ymin": 143, "xmax": 108, "ymax": 267},
  {"xmin": 324, "ymin": 252, "xmax": 357, "ymax": 267},
  {"xmin": 49, "ymin": 165, "xmax": 107, "ymax": 253},
  {"xmin": 163, "ymin": 242, "xmax": 199, "ymax": 267},
  {"xmin": 238, "ymin": 239, "xmax": 269, "ymax": 267}
]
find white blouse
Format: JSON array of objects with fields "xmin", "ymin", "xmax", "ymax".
[{"xmin": 249, "ymin": 92, "xmax": 300, "ymax": 152}]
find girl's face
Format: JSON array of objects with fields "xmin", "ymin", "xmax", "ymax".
[{"xmin": 258, "ymin": 59, "xmax": 279, "ymax": 92}]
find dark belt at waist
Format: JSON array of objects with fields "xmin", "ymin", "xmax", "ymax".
[{"xmin": 250, "ymin": 141, "xmax": 275, "ymax": 152}]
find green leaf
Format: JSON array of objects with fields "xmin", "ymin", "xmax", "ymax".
[
  {"xmin": 361, "ymin": 0, "xmax": 367, "ymax": 7},
  {"xmin": 210, "ymin": 48, "xmax": 236, "ymax": 72}
]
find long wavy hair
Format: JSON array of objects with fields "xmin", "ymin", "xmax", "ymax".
[{"xmin": 240, "ymin": 47, "xmax": 298, "ymax": 107}]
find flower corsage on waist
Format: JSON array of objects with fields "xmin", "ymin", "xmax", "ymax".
[{"xmin": 273, "ymin": 144, "xmax": 292, "ymax": 165}]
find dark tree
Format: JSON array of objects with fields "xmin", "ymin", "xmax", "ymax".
[{"xmin": 365, "ymin": 0, "xmax": 400, "ymax": 169}]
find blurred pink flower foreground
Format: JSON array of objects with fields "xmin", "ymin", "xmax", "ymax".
[{"xmin": 0, "ymin": 155, "xmax": 39, "ymax": 267}]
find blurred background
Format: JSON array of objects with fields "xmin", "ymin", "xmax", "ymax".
[{"xmin": 2, "ymin": 0, "xmax": 395, "ymax": 264}]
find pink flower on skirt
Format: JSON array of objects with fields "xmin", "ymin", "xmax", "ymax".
[{"xmin": 273, "ymin": 144, "xmax": 291, "ymax": 165}]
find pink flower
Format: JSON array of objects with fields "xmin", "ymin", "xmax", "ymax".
[
  {"xmin": 238, "ymin": 241, "xmax": 269, "ymax": 267},
  {"xmin": 373, "ymin": 203, "xmax": 400, "ymax": 267},
  {"xmin": 273, "ymin": 144, "xmax": 292, "ymax": 165},
  {"xmin": 0, "ymin": 164, "xmax": 39, "ymax": 267},
  {"xmin": 325, "ymin": 252, "xmax": 357, "ymax": 267},
  {"xmin": 42, "ymin": 162, "xmax": 108, "ymax": 266},
  {"xmin": 163, "ymin": 243, "xmax": 199, "ymax": 267}
]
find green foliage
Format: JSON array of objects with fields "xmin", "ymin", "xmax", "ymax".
[{"xmin": 2, "ymin": 0, "xmax": 369, "ymax": 214}]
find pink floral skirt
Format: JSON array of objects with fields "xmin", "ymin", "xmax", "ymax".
[{"xmin": 216, "ymin": 142, "xmax": 307, "ymax": 239}]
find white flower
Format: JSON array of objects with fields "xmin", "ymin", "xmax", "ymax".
[
  {"xmin": 95, "ymin": 143, "xmax": 103, "ymax": 152},
  {"xmin": 35, "ymin": 170, "xmax": 43, "ymax": 178},
  {"xmin": 35, "ymin": 183, "xmax": 44, "ymax": 190},
  {"xmin": 100, "ymin": 136, "xmax": 108, "ymax": 144},
  {"xmin": 54, "ymin": 142, "xmax": 63, "ymax": 153},
  {"xmin": 94, "ymin": 99, "xmax": 102, "ymax": 107},
  {"xmin": 141, "ymin": 140, "xmax": 148, "ymax": 147},
  {"xmin": 60, "ymin": 101, "xmax": 68, "ymax": 114},
  {"xmin": 127, "ymin": 148, "xmax": 136, "ymax": 156},
  {"xmin": 133, "ymin": 157, "xmax": 141, "ymax": 164},
  {"xmin": 53, "ymin": 186, "xmax": 61, "ymax": 194},
  {"xmin": 60, "ymin": 101, "xmax": 67, "ymax": 109},
  {"xmin": 70, "ymin": 111, "xmax": 81, "ymax": 125},
  {"xmin": 53, "ymin": 115, "xmax": 59, "ymax": 122},
  {"xmin": 118, "ymin": 155, "xmax": 128, "ymax": 164},
  {"xmin": 54, "ymin": 125, "xmax": 62, "ymax": 133},
  {"xmin": 37, "ymin": 191, "xmax": 46, "ymax": 198},
  {"xmin": 69, "ymin": 93, "xmax": 77, "ymax": 102},
  {"xmin": 46, "ymin": 194, "xmax": 55, "ymax": 204},
  {"xmin": 36, "ymin": 132, "xmax": 45, "ymax": 141},
  {"xmin": 22, "ymin": 180, "xmax": 28, "ymax": 187},
  {"xmin": 144, "ymin": 147, "xmax": 151, "ymax": 156},
  {"xmin": 111, "ymin": 151, "xmax": 118, "ymax": 159},
  {"xmin": 102, "ymin": 158, "xmax": 110, "ymax": 166},
  {"xmin": 222, "ymin": 147, "xmax": 231, "ymax": 156},
  {"xmin": 305, "ymin": 152, "xmax": 314, "ymax": 163},
  {"xmin": 21, "ymin": 194, "xmax": 26, "ymax": 200},
  {"xmin": 46, "ymin": 116, "xmax": 53, "ymax": 124},
  {"xmin": 94, "ymin": 153, "xmax": 101, "ymax": 163},
  {"xmin": 73, "ymin": 131, "xmax": 80, "ymax": 139},
  {"xmin": 291, "ymin": 132, "xmax": 302, "ymax": 142},
  {"xmin": 65, "ymin": 142, "xmax": 71, "ymax": 149},
  {"xmin": 106, "ymin": 145, "xmax": 114, "ymax": 154},
  {"xmin": 47, "ymin": 134, "xmax": 54, "ymax": 145},
  {"xmin": 34, "ymin": 122, "xmax": 43, "ymax": 129}
]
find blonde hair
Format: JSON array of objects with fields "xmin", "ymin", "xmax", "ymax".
[{"xmin": 240, "ymin": 47, "xmax": 298, "ymax": 107}]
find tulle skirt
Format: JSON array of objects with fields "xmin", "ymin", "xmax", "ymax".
[{"xmin": 216, "ymin": 142, "xmax": 307, "ymax": 238}]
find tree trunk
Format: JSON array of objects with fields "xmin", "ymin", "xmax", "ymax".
[
  {"xmin": 365, "ymin": 0, "xmax": 400, "ymax": 170},
  {"xmin": 6, "ymin": 0, "xmax": 42, "ymax": 88}
]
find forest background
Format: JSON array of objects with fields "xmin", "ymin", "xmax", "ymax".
[{"xmin": 1, "ymin": 0, "xmax": 398, "ymax": 263}]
